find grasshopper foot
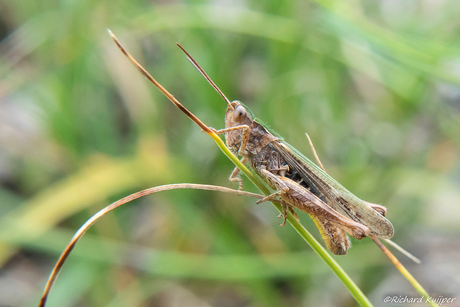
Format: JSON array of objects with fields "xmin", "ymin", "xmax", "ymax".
[
  {"xmin": 277, "ymin": 202, "xmax": 288, "ymax": 226},
  {"xmin": 278, "ymin": 213, "xmax": 287, "ymax": 226}
]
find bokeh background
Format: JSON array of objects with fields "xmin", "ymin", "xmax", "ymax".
[{"xmin": 1, "ymin": 1, "xmax": 459, "ymax": 306}]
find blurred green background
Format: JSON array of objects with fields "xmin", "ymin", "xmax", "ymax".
[{"xmin": 1, "ymin": 1, "xmax": 459, "ymax": 306}]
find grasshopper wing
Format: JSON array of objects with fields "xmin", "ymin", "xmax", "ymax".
[{"xmin": 272, "ymin": 141, "xmax": 394, "ymax": 239}]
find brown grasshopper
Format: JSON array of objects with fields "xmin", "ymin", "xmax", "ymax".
[
  {"xmin": 176, "ymin": 46, "xmax": 394, "ymax": 255},
  {"xmin": 223, "ymin": 100, "xmax": 394, "ymax": 254}
]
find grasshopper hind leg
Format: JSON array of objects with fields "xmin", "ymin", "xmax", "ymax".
[{"xmin": 258, "ymin": 168, "xmax": 368, "ymax": 254}]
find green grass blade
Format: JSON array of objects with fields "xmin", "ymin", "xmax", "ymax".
[{"xmin": 208, "ymin": 132, "xmax": 373, "ymax": 307}]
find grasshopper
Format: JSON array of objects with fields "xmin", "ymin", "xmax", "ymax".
[
  {"xmin": 111, "ymin": 32, "xmax": 394, "ymax": 255},
  {"xmin": 176, "ymin": 45, "xmax": 394, "ymax": 255},
  {"xmin": 219, "ymin": 99, "xmax": 393, "ymax": 254}
]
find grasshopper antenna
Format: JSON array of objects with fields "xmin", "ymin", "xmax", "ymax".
[{"xmin": 176, "ymin": 43, "xmax": 233, "ymax": 109}]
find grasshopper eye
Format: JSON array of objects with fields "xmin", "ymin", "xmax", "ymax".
[{"xmin": 233, "ymin": 105, "xmax": 247, "ymax": 122}]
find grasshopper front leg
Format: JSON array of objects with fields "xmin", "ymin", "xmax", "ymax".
[
  {"xmin": 257, "ymin": 169, "xmax": 370, "ymax": 240},
  {"xmin": 213, "ymin": 125, "xmax": 250, "ymax": 156},
  {"xmin": 213, "ymin": 125, "xmax": 251, "ymax": 190}
]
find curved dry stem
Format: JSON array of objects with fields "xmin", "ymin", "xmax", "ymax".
[{"xmin": 39, "ymin": 183, "xmax": 265, "ymax": 307}]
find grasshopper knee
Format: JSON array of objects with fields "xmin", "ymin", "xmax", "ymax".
[{"xmin": 349, "ymin": 224, "xmax": 370, "ymax": 240}]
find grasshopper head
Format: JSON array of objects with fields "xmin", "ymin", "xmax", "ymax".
[{"xmin": 224, "ymin": 100, "xmax": 253, "ymax": 154}]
